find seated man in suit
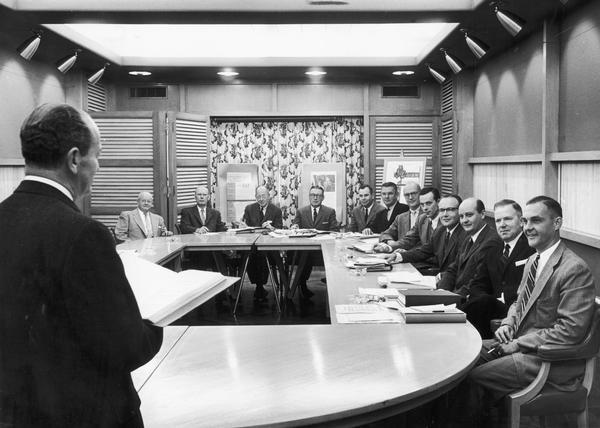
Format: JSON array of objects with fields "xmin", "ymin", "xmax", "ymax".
[
  {"xmin": 348, "ymin": 184, "xmax": 385, "ymax": 235},
  {"xmin": 180, "ymin": 185, "xmax": 227, "ymax": 234},
  {"xmin": 375, "ymin": 186, "xmax": 441, "ymax": 254},
  {"xmin": 467, "ymin": 196, "xmax": 595, "ymax": 421},
  {"xmin": 115, "ymin": 191, "xmax": 172, "ymax": 241},
  {"xmin": 240, "ymin": 186, "xmax": 283, "ymax": 300},
  {"xmin": 462, "ymin": 199, "xmax": 535, "ymax": 339},
  {"xmin": 373, "ymin": 181, "xmax": 409, "ymax": 233},
  {"xmin": 383, "ymin": 194, "xmax": 467, "ymax": 275},
  {"xmin": 374, "ymin": 181, "xmax": 421, "ymax": 247},
  {"xmin": 292, "ymin": 185, "xmax": 339, "ymax": 298}
]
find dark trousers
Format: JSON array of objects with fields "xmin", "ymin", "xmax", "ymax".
[
  {"xmin": 247, "ymin": 252, "xmax": 269, "ymax": 286},
  {"xmin": 461, "ymin": 295, "xmax": 508, "ymax": 339},
  {"xmin": 297, "ymin": 250, "xmax": 323, "ymax": 285}
]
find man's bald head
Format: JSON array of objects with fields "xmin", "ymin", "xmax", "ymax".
[{"xmin": 459, "ymin": 197, "xmax": 486, "ymax": 235}]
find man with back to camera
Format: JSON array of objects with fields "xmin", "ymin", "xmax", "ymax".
[
  {"xmin": 180, "ymin": 185, "xmax": 227, "ymax": 234},
  {"xmin": 240, "ymin": 185, "xmax": 283, "ymax": 300},
  {"xmin": 375, "ymin": 186, "xmax": 441, "ymax": 254},
  {"xmin": 349, "ymin": 184, "xmax": 385, "ymax": 235},
  {"xmin": 461, "ymin": 199, "xmax": 535, "ymax": 339},
  {"xmin": 115, "ymin": 191, "xmax": 172, "ymax": 241},
  {"xmin": 292, "ymin": 185, "xmax": 339, "ymax": 298},
  {"xmin": 437, "ymin": 197, "xmax": 503, "ymax": 297},
  {"xmin": 0, "ymin": 104, "xmax": 163, "ymax": 427},
  {"xmin": 375, "ymin": 181, "xmax": 421, "ymax": 245},
  {"xmin": 382, "ymin": 194, "xmax": 468, "ymax": 275},
  {"xmin": 465, "ymin": 196, "xmax": 596, "ymax": 424},
  {"xmin": 373, "ymin": 181, "xmax": 409, "ymax": 233}
]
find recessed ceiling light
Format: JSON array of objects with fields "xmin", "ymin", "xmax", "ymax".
[
  {"xmin": 217, "ymin": 71, "xmax": 239, "ymax": 77},
  {"xmin": 129, "ymin": 70, "xmax": 151, "ymax": 76},
  {"xmin": 392, "ymin": 70, "xmax": 415, "ymax": 76},
  {"xmin": 305, "ymin": 70, "xmax": 327, "ymax": 76}
]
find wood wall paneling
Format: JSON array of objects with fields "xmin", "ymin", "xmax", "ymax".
[
  {"xmin": 559, "ymin": 162, "xmax": 600, "ymax": 241},
  {"xmin": 0, "ymin": 165, "xmax": 25, "ymax": 202}
]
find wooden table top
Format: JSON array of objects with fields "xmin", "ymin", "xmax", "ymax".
[{"xmin": 130, "ymin": 234, "xmax": 482, "ymax": 427}]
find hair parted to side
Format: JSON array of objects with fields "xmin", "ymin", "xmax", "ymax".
[
  {"xmin": 381, "ymin": 182, "xmax": 398, "ymax": 192},
  {"xmin": 494, "ymin": 199, "xmax": 522, "ymax": 215},
  {"xmin": 526, "ymin": 195, "xmax": 563, "ymax": 218},
  {"xmin": 358, "ymin": 183, "xmax": 373, "ymax": 194},
  {"xmin": 420, "ymin": 187, "xmax": 440, "ymax": 201},
  {"xmin": 309, "ymin": 185, "xmax": 324, "ymax": 195},
  {"xmin": 20, "ymin": 103, "xmax": 93, "ymax": 168}
]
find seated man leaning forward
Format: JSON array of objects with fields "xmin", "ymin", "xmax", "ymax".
[
  {"xmin": 115, "ymin": 191, "xmax": 172, "ymax": 241},
  {"xmin": 180, "ymin": 185, "xmax": 227, "ymax": 234},
  {"xmin": 468, "ymin": 196, "xmax": 596, "ymax": 419}
]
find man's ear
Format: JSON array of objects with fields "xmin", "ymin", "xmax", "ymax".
[
  {"xmin": 65, "ymin": 147, "xmax": 81, "ymax": 174},
  {"xmin": 554, "ymin": 216, "xmax": 563, "ymax": 231}
]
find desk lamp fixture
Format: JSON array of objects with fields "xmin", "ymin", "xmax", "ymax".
[
  {"xmin": 17, "ymin": 30, "xmax": 43, "ymax": 61},
  {"xmin": 490, "ymin": 2, "xmax": 525, "ymax": 37},
  {"xmin": 88, "ymin": 63, "xmax": 110, "ymax": 85},
  {"xmin": 460, "ymin": 29, "xmax": 489, "ymax": 59},
  {"xmin": 426, "ymin": 63, "xmax": 446, "ymax": 84},
  {"xmin": 440, "ymin": 48, "xmax": 464, "ymax": 74},
  {"xmin": 56, "ymin": 49, "xmax": 81, "ymax": 74}
]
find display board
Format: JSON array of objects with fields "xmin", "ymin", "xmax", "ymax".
[
  {"xmin": 215, "ymin": 164, "xmax": 259, "ymax": 223},
  {"xmin": 383, "ymin": 157, "xmax": 427, "ymax": 204}
]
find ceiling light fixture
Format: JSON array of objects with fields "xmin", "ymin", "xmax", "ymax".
[
  {"xmin": 128, "ymin": 71, "xmax": 152, "ymax": 76},
  {"xmin": 460, "ymin": 29, "xmax": 489, "ymax": 59},
  {"xmin": 305, "ymin": 70, "xmax": 327, "ymax": 76},
  {"xmin": 426, "ymin": 63, "xmax": 446, "ymax": 84},
  {"xmin": 440, "ymin": 48, "xmax": 464, "ymax": 74},
  {"xmin": 88, "ymin": 63, "xmax": 110, "ymax": 85},
  {"xmin": 56, "ymin": 49, "xmax": 81, "ymax": 74},
  {"xmin": 17, "ymin": 30, "xmax": 43, "ymax": 61},
  {"xmin": 392, "ymin": 70, "xmax": 415, "ymax": 76},
  {"xmin": 217, "ymin": 71, "xmax": 239, "ymax": 77},
  {"xmin": 491, "ymin": 2, "xmax": 525, "ymax": 37}
]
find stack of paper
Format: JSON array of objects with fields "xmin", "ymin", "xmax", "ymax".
[{"xmin": 335, "ymin": 304, "xmax": 402, "ymax": 324}]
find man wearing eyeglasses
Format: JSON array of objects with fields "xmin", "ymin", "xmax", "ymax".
[
  {"xmin": 292, "ymin": 185, "xmax": 339, "ymax": 298},
  {"xmin": 374, "ymin": 181, "xmax": 421, "ymax": 245},
  {"xmin": 381, "ymin": 194, "xmax": 468, "ymax": 275}
]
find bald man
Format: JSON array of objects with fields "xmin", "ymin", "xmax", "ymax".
[
  {"xmin": 180, "ymin": 185, "xmax": 226, "ymax": 234},
  {"xmin": 115, "ymin": 191, "xmax": 172, "ymax": 241}
]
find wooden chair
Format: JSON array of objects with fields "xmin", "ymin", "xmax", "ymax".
[{"xmin": 507, "ymin": 298, "xmax": 600, "ymax": 428}]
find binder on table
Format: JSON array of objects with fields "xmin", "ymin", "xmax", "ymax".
[
  {"xmin": 401, "ymin": 305, "xmax": 466, "ymax": 324},
  {"xmin": 398, "ymin": 289, "xmax": 463, "ymax": 307}
]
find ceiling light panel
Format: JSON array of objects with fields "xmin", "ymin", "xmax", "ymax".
[{"xmin": 45, "ymin": 23, "xmax": 457, "ymax": 67}]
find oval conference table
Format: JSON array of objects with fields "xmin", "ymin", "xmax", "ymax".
[{"xmin": 121, "ymin": 233, "xmax": 482, "ymax": 427}]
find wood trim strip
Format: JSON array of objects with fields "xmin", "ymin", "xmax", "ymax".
[{"xmin": 468, "ymin": 155, "xmax": 543, "ymax": 164}]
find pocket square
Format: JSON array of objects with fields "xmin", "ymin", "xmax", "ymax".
[{"xmin": 515, "ymin": 259, "xmax": 527, "ymax": 267}]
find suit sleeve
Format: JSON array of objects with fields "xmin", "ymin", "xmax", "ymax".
[
  {"xmin": 379, "ymin": 214, "xmax": 398, "ymax": 242},
  {"xmin": 242, "ymin": 205, "xmax": 250, "ymax": 224},
  {"xmin": 292, "ymin": 209, "xmax": 302, "ymax": 228},
  {"xmin": 328, "ymin": 209, "xmax": 339, "ymax": 231},
  {"xmin": 272, "ymin": 207, "xmax": 283, "ymax": 229},
  {"xmin": 392, "ymin": 223, "xmax": 421, "ymax": 251},
  {"xmin": 349, "ymin": 208, "xmax": 358, "ymax": 233},
  {"xmin": 214, "ymin": 210, "xmax": 227, "ymax": 232},
  {"xmin": 468, "ymin": 249, "xmax": 495, "ymax": 298},
  {"xmin": 516, "ymin": 260, "xmax": 596, "ymax": 351},
  {"xmin": 63, "ymin": 221, "xmax": 163, "ymax": 372},
  {"xmin": 400, "ymin": 239, "xmax": 435, "ymax": 264},
  {"xmin": 180, "ymin": 208, "xmax": 196, "ymax": 234},
  {"xmin": 114, "ymin": 211, "xmax": 130, "ymax": 241},
  {"xmin": 453, "ymin": 240, "xmax": 502, "ymax": 297}
]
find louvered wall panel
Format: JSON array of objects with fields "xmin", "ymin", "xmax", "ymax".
[
  {"xmin": 177, "ymin": 167, "xmax": 208, "ymax": 208},
  {"xmin": 94, "ymin": 118, "xmax": 154, "ymax": 160},
  {"xmin": 176, "ymin": 119, "xmax": 208, "ymax": 159},
  {"xmin": 91, "ymin": 167, "xmax": 153, "ymax": 208},
  {"xmin": 375, "ymin": 123, "xmax": 433, "ymax": 158},
  {"xmin": 441, "ymin": 119, "xmax": 453, "ymax": 158},
  {"xmin": 441, "ymin": 79, "xmax": 453, "ymax": 114},
  {"xmin": 92, "ymin": 215, "xmax": 118, "ymax": 229},
  {"xmin": 87, "ymin": 83, "xmax": 107, "ymax": 112},
  {"xmin": 441, "ymin": 166, "xmax": 454, "ymax": 195}
]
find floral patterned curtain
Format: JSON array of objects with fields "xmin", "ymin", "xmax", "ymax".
[{"xmin": 210, "ymin": 118, "xmax": 364, "ymax": 227}]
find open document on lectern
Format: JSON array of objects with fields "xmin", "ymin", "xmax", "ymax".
[{"xmin": 118, "ymin": 251, "xmax": 238, "ymax": 327}]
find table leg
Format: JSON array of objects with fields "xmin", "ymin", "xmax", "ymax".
[
  {"xmin": 290, "ymin": 251, "xmax": 309, "ymax": 300},
  {"xmin": 233, "ymin": 252, "xmax": 250, "ymax": 315}
]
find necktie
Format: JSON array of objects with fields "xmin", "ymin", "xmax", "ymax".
[
  {"xmin": 145, "ymin": 213, "xmax": 153, "ymax": 237},
  {"xmin": 502, "ymin": 243, "xmax": 510, "ymax": 261},
  {"xmin": 258, "ymin": 207, "xmax": 264, "ymax": 224},
  {"xmin": 313, "ymin": 208, "xmax": 318, "ymax": 224},
  {"xmin": 364, "ymin": 207, "xmax": 369, "ymax": 222},
  {"xmin": 443, "ymin": 230, "xmax": 451, "ymax": 254},
  {"xmin": 519, "ymin": 255, "xmax": 540, "ymax": 315},
  {"xmin": 200, "ymin": 208, "xmax": 206, "ymax": 224},
  {"xmin": 387, "ymin": 207, "xmax": 392, "ymax": 221},
  {"xmin": 410, "ymin": 211, "xmax": 417, "ymax": 228},
  {"xmin": 463, "ymin": 238, "xmax": 473, "ymax": 256}
]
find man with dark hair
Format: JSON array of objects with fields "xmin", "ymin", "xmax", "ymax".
[
  {"xmin": 375, "ymin": 181, "xmax": 421, "ymax": 245},
  {"xmin": 180, "ymin": 185, "xmax": 227, "ymax": 234},
  {"xmin": 0, "ymin": 104, "xmax": 163, "ymax": 427},
  {"xmin": 468, "ymin": 196, "xmax": 595, "ymax": 420},
  {"xmin": 373, "ymin": 181, "xmax": 409, "ymax": 232},
  {"xmin": 438, "ymin": 197, "xmax": 503, "ymax": 297},
  {"xmin": 375, "ymin": 186, "xmax": 441, "ymax": 253},
  {"xmin": 462, "ymin": 199, "xmax": 535, "ymax": 338},
  {"xmin": 292, "ymin": 185, "xmax": 339, "ymax": 298},
  {"xmin": 349, "ymin": 184, "xmax": 385, "ymax": 235},
  {"xmin": 384, "ymin": 194, "xmax": 468, "ymax": 275}
]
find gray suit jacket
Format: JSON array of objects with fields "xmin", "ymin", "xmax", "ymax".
[
  {"xmin": 379, "ymin": 209, "xmax": 422, "ymax": 242},
  {"xmin": 293, "ymin": 205, "xmax": 339, "ymax": 231},
  {"xmin": 115, "ymin": 209, "xmax": 167, "ymax": 241},
  {"xmin": 391, "ymin": 213, "xmax": 439, "ymax": 251},
  {"xmin": 349, "ymin": 203, "xmax": 385, "ymax": 233}
]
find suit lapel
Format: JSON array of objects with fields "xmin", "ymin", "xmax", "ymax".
[
  {"xmin": 192, "ymin": 206, "xmax": 203, "ymax": 226},
  {"xmin": 502, "ymin": 233, "xmax": 528, "ymax": 275},
  {"xmin": 133, "ymin": 210, "xmax": 148, "ymax": 237}
]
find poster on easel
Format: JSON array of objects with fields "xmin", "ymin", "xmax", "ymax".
[
  {"xmin": 383, "ymin": 157, "xmax": 426, "ymax": 205},
  {"xmin": 299, "ymin": 163, "xmax": 345, "ymax": 225},
  {"xmin": 216, "ymin": 164, "xmax": 259, "ymax": 223}
]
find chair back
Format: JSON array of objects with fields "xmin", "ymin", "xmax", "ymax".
[{"xmin": 174, "ymin": 223, "xmax": 182, "ymax": 235}]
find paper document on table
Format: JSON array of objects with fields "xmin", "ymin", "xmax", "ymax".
[
  {"xmin": 355, "ymin": 256, "xmax": 386, "ymax": 265},
  {"xmin": 385, "ymin": 271, "xmax": 424, "ymax": 283},
  {"xmin": 119, "ymin": 252, "xmax": 236, "ymax": 327},
  {"xmin": 335, "ymin": 304, "xmax": 402, "ymax": 323},
  {"xmin": 358, "ymin": 287, "xmax": 400, "ymax": 298}
]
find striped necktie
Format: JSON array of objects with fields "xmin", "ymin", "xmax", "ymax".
[{"xmin": 519, "ymin": 255, "xmax": 540, "ymax": 315}]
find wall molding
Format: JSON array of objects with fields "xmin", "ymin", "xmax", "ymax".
[
  {"xmin": 550, "ymin": 151, "xmax": 600, "ymax": 162},
  {"xmin": 468, "ymin": 154, "xmax": 543, "ymax": 164},
  {"xmin": 0, "ymin": 158, "xmax": 25, "ymax": 166},
  {"xmin": 561, "ymin": 228, "xmax": 600, "ymax": 250}
]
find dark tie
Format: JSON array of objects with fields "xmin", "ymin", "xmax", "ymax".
[
  {"xmin": 463, "ymin": 238, "xmax": 473, "ymax": 256},
  {"xmin": 519, "ymin": 255, "xmax": 540, "ymax": 315},
  {"xmin": 258, "ymin": 207, "xmax": 264, "ymax": 223},
  {"xmin": 387, "ymin": 207, "xmax": 392, "ymax": 221},
  {"xmin": 443, "ymin": 230, "xmax": 451, "ymax": 254},
  {"xmin": 502, "ymin": 243, "xmax": 511, "ymax": 263},
  {"xmin": 313, "ymin": 208, "xmax": 318, "ymax": 224},
  {"xmin": 364, "ymin": 207, "xmax": 369, "ymax": 222}
]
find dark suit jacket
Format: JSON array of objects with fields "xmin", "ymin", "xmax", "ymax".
[
  {"xmin": 401, "ymin": 224, "xmax": 468, "ymax": 273},
  {"xmin": 242, "ymin": 202, "xmax": 283, "ymax": 229},
  {"xmin": 293, "ymin": 204, "xmax": 339, "ymax": 231},
  {"xmin": 438, "ymin": 224, "xmax": 503, "ymax": 297},
  {"xmin": 349, "ymin": 203, "xmax": 386, "ymax": 233},
  {"xmin": 374, "ymin": 201, "xmax": 409, "ymax": 232},
  {"xmin": 391, "ymin": 213, "xmax": 441, "ymax": 251},
  {"xmin": 0, "ymin": 181, "xmax": 163, "ymax": 427},
  {"xmin": 379, "ymin": 208, "xmax": 422, "ymax": 242},
  {"xmin": 469, "ymin": 233, "xmax": 535, "ymax": 306},
  {"xmin": 180, "ymin": 205, "xmax": 227, "ymax": 233}
]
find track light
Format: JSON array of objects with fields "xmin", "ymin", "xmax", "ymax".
[
  {"xmin": 440, "ymin": 49, "xmax": 464, "ymax": 74},
  {"xmin": 56, "ymin": 49, "xmax": 81, "ymax": 74},
  {"xmin": 426, "ymin": 63, "xmax": 446, "ymax": 84},
  {"xmin": 491, "ymin": 2, "xmax": 525, "ymax": 37},
  {"xmin": 17, "ymin": 30, "xmax": 43, "ymax": 61},
  {"xmin": 88, "ymin": 63, "xmax": 109, "ymax": 85},
  {"xmin": 460, "ymin": 29, "xmax": 489, "ymax": 59}
]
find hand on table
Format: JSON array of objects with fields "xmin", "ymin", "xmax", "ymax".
[
  {"xmin": 373, "ymin": 242, "xmax": 392, "ymax": 253},
  {"xmin": 262, "ymin": 220, "xmax": 274, "ymax": 230},
  {"xmin": 361, "ymin": 228, "xmax": 373, "ymax": 236},
  {"xmin": 195, "ymin": 226, "xmax": 209, "ymax": 234}
]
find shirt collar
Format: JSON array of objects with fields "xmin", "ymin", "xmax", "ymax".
[
  {"xmin": 536, "ymin": 239, "xmax": 561, "ymax": 277},
  {"xmin": 430, "ymin": 213, "xmax": 440, "ymax": 229},
  {"xmin": 504, "ymin": 232, "xmax": 523, "ymax": 256},
  {"xmin": 447, "ymin": 224, "xmax": 459, "ymax": 235},
  {"xmin": 138, "ymin": 208, "xmax": 149, "ymax": 219},
  {"xmin": 470, "ymin": 223, "xmax": 487, "ymax": 242},
  {"xmin": 24, "ymin": 175, "xmax": 73, "ymax": 201}
]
